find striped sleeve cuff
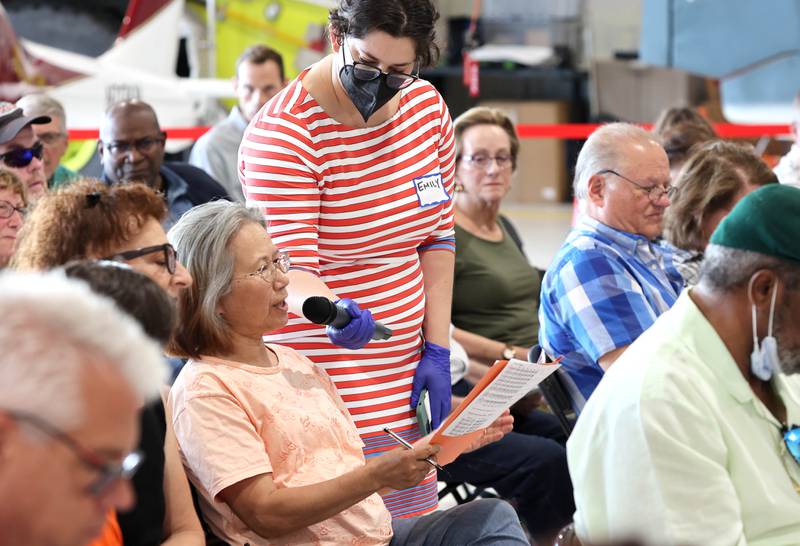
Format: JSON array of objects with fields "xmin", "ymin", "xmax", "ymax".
[{"xmin": 418, "ymin": 238, "xmax": 456, "ymax": 253}]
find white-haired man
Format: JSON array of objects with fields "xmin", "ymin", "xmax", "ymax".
[
  {"xmin": 0, "ymin": 271, "xmax": 167, "ymax": 546},
  {"xmin": 539, "ymin": 123, "xmax": 684, "ymax": 405},
  {"xmin": 568, "ymin": 184, "xmax": 800, "ymax": 545},
  {"xmin": 17, "ymin": 93, "xmax": 78, "ymax": 189}
]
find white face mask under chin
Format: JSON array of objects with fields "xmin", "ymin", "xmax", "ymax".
[{"xmin": 750, "ymin": 280, "xmax": 781, "ymax": 381}]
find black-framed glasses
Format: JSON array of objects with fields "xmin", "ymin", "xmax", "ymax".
[
  {"xmin": 785, "ymin": 426, "xmax": 800, "ymax": 465},
  {"xmin": 0, "ymin": 200, "xmax": 26, "ymax": 219},
  {"xmin": 0, "ymin": 141, "xmax": 44, "ymax": 168},
  {"xmin": 103, "ymin": 243, "xmax": 177, "ymax": 275},
  {"xmin": 104, "ymin": 135, "xmax": 165, "ymax": 156},
  {"xmin": 237, "ymin": 251, "xmax": 290, "ymax": 283},
  {"xmin": 5, "ymin": 410, "xmax": 144, "ymax": 498},
  {"xmin": 462, "ymin": 153, "xmax": 513, "ymax": 170},
  {"xmin": 342, "ymin": 37, "xmax": 419, "ymax": 90},
  {"xmin": 597, "ymin": 169, "xmax": 676, "ymax": 203}
]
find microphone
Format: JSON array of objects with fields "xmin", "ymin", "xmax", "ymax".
[{"xmin": 302, "ymin": 297, "xmax": 392, "ymax": 340}]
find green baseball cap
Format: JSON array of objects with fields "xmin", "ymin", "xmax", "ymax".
[{"xmin": 710, "ymin": 184, "xmax": 800, "ymax": 263}]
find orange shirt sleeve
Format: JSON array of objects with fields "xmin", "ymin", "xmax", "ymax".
[{"xmin": 85, "ymin": 510, "xmax": 122, "ymax": 546}]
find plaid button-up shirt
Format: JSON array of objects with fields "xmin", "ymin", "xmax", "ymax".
[{"xmin": 539, "ymin": 216, "xmax": 684, "ymax": 401}]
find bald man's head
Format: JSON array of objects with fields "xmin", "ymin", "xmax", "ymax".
[
  {"xmin": 100, "ymin": 100, "xmax": 159, "ymax": 140},
  {"xmin": 98, "ymin": 100, "xmax": 166, "ymax": 189}
]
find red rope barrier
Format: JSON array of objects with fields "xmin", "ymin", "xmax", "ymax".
[
  {"xmin": 68, "ymin": 123, "xmax": 793, "ymax": 141},
  {"xmin": 515, "ymin": 123, "xmax": 792, "ymax": 139},
  {"xmin": 516, "ymin": 124, "xmax": 604, "ymax": 139},
  {"xmin": 68, "ymin": 128, "xmax": 212, "ymax": 140}
]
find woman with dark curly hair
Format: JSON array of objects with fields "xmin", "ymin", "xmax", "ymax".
[
  {"xmin": 13, "ymin": 177, "xmax": 192, "ymax": 297},
  {"xmin": 239, "ymin": 0, "xmax": 458, "ymax": 518}
]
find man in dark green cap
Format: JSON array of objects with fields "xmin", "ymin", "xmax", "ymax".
[{"xmin": 567, "ymin": 183, "xmax": 800, "ymax": 545}]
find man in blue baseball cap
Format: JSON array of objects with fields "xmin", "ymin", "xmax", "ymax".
[
  {"xmin": 568, "ymin": 184, "xmax": 800, "ymax": 545},
  {"xmin": 0, "ymin": 101, "xmax": 49, "ymax": 201}
]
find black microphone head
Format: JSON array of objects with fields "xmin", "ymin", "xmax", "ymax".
[{"xmin": 302, "ymin": 296, "xmax": 337, "ymax": 325}]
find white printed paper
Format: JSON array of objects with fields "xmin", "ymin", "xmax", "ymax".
[{"xmin": 442, "ymin": 359, "xmax": 560, "ymax": 437}]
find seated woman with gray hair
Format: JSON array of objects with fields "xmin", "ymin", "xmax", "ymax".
[{"xmin": 166, "ymin": 200, "xmax": 526, "ymax": 546}]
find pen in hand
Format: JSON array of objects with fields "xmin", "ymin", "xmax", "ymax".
[{"xmin": 383, "ymin": 427, "xmax": 447, "ymax": 474}]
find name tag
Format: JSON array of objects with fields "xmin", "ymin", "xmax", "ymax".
[{"xmin": 413, "ymin": 173, "xmax": 450, "ymax": 208}]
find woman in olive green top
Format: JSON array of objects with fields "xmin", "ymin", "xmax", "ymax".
[
  {"xmin": 445, "ymin": 108, "xmax": 575, "ymax": 542},
  {"xmin": 451, "ymin": 106, "xmax": 541, "ymax": 367}
]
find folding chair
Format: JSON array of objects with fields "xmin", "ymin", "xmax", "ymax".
[
  {"xmin": 528, "ymin": 345, "xmax": 579, "ymax": 437},
  {"xmin": 438, "ymin": 481, "xmax": 499, "ymax": 504}
]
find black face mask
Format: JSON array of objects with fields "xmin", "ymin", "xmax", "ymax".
[{"xmin": 338, "ymin": 44, "xmax": 402, "ymax": 123}]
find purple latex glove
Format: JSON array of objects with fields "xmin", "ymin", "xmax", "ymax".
[
  {"xmin": 411, "ymin": 341, "xmax": 452, "ymax": 429},
  {"xmin": 325, "ymin": 298, "xmax": 376, "ymax": 350}
]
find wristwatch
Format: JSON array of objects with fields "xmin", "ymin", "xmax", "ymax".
[{"xmin": 501, "ymin": 345, "xmax": 515, "ymax": 360}]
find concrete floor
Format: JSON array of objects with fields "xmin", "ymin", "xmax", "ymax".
[{"xmin": 501, "ymin": 203, "xmax": 574, "ymax": 270}]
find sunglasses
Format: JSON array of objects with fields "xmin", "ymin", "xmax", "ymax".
[
  {"xmin": 0, "ymin": 141, "xmax": 44, "ymax": 168},
  {"xmin": 103, "ymin": 243, "xmax": 177, "ymax": 275},
  {"xmin": 785, "ymin": 426, "xmax": 800, "ymax": 464},
  {"xmin": 6, "ymin": 410, "xmax": 144, "ymax": 498},
  {"xmin": 343, "ymin": 36, "xmax": 419, "ymax": 90}
]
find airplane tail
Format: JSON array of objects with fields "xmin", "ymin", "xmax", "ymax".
[
  {"xmin": 101, "ymin": 0, "xmax": 184, "ymax": 77},
  {"xmin": 0, "ymin": 1, "xmax": 80, "ymax": 101}
]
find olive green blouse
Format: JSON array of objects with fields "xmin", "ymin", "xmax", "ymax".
[{"xmin": 452, "ymin": 219, "xmax": 541, "ymax": 347}]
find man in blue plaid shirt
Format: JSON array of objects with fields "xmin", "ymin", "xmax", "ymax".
[{"xmin": 539, "ymin": 123, "xmax": 684, "ymax": 405}]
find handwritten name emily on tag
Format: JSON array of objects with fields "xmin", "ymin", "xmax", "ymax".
[{"xmin": 413, "ymin": 173, "xmax": 450, "ymax": 208}]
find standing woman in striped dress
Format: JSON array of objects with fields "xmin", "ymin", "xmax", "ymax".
[{"xmin": 239, "ymin": 0, "xmax": 456, "ymax": 518}]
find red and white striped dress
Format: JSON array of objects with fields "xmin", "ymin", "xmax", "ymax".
[{"xmin": 238, "ymin": 70, "xmax": 456, "ymax": 518}]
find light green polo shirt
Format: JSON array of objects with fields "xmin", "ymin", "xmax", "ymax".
[{"xmin": 568, "ymin": 290, "xmax": 800, "ymax": 546}]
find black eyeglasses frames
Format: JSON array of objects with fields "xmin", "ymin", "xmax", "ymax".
[
  {"xmin": 597, "ymin": 169, "xmax": 676, "ymax": 203},
  {"xmin": 103, "ymin": 243, "xmax": 177, "ymax": 275},
  {"xmin": 4, "ymin": 410, "xmax": 143, "ymax": 498},
  {"xmin": 342, "ymin": 37, "xmax": 419, "ymax": 90},
  {"xmin": 0, "ymin": 200, "xmax": 26, "ymax": 219}
]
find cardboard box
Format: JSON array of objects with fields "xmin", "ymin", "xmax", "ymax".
[
  {"xmin": 480, "ymin": 100, "xmax": 569, "ymax": 203},
  {"xmin": 592, "ymin": 59, "xmax": 708, "ymax": 123}
]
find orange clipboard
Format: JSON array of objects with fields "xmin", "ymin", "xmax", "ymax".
[{"xmin": 425, "ymin": 357, "xmax": 562, "ymax": 465}]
